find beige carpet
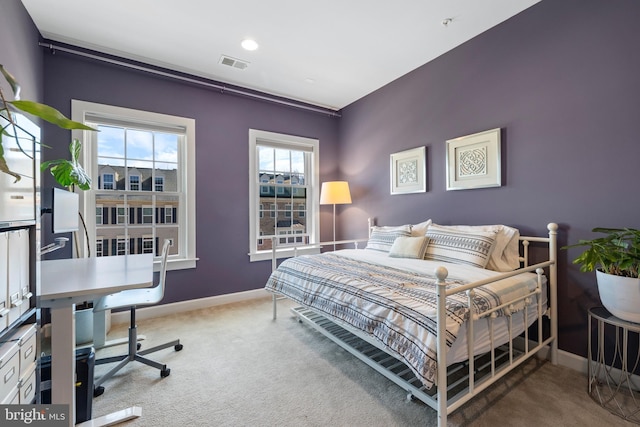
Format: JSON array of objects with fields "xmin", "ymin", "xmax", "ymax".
[{"xmin": 90, "ymin": 297, "xmax": 632, "ymax": 426}]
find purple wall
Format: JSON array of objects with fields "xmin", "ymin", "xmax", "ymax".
[
  {"xmin": 41, "ymin": 51, "xmax": 340, "ymax": 303},
  {"xmin": 0, "ymin": 1, "xmax": 42, "ymax": 103},
  {"xmin": 339, "ymin": 0, "xmax": 640, "ymax": 357},
  {"xmin": 7, "ymin": 0, "xmax": 639, "ymax": 359}
]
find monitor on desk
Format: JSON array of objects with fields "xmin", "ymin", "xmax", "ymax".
[{"xmin": 52, "ymin": 188, "xmax": 79, "ymax": 233}]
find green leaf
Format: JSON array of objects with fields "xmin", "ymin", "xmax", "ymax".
[
  {"xmin": 41, "ymin": 139, "xmax": 91, "ymax": 190},
  {"xmin": 8, "ymin": 100, "xmax": 97, "ymax": 131},
  {"xmin": 0, "ymin": 64, "xmax": 21, "ymax": 99}
]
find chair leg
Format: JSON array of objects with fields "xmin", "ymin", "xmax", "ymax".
[{"xmin": 94, "ymin": 307, "xmax": 183, "ymax": 395}]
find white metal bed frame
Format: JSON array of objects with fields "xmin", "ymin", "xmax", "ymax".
[{"xmin": 268, "ymin": 222, "xmax": 558, "ymax": 427}]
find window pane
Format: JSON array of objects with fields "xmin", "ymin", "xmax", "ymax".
[
  {"xmin": 126, "ymin": 129, "xmax": 153, "ymax": 163},
  {"xmin": 155, "ymin": 133, "xmax": 178, "ymax": 164},
  {"xmin": 275, "ymin": 149, "xmax": 292, "ymax": 173},
  {"xmin": 97, "ymin": 125, "xmax": 124, "ymax": 159},
  {"xmin": 258, "ymin": 146, "xmax": 273, "ymax": 173}
]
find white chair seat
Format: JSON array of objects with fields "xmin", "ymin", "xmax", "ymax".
[{"xmin": 93, "ymin": 286, "xmax": 163, "ymax": 312}]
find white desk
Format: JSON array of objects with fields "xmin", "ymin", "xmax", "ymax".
[{"xmin": 40, "ymin": 254, "xmax": 154, "ymax": 427}]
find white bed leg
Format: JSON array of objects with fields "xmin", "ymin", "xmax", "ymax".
[
  {"xmin": 272, "ymin": 293, "xmax": 277, "ymax": 320},
  {"xmin": 435, "ymin": 266, "xmax": 449, "ymax": 427},
  {"xmin": 547, "ymin": 223, "xmax": 559, "ymax": 365}
]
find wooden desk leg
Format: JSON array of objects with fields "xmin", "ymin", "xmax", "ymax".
[{"xmin": 50, "ymin": 303, "xmax": 76, "ymax": 427}]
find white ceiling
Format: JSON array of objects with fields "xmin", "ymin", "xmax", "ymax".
[{"xmin": 21, "ymin": 0, "xmax": 540, "ymax": 111}]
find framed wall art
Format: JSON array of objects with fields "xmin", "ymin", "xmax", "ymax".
[
  {"xmin": 390, "ymin": 146, "xmax": 426, "ymax": 195},
  {"xmin": 446, "ymin": 128, "xmax": 501, "ymax": 191}
]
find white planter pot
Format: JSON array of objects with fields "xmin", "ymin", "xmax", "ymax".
[
  {"xmin": 596, "ymin": 270, "xmax": 640, "ymax": 323},
  {"xmin": 75, "ymin": 308, "xmax": 111, "ymax": 345}
]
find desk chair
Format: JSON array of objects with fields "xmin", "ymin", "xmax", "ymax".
[{"xmin": 93, "ymin": 239, "xmax": 183, "ymax": 396}]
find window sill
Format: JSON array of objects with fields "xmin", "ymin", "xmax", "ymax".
[
  {"xmin": 249, "ymin": 247, "xmax": 320, "ymax": 262},
  {"xmin": 156, "ymin": 257, "xmax": 198, "ymax": 272}
]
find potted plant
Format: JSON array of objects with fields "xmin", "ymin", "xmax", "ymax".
[{"xmin": 565, "ymin": 227, "xmax": 640, "ymax": 322}]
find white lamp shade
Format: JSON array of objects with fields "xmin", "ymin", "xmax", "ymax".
[{"xmin": 320, "ymin": 181, "xmax": 352, "ymax": 205}]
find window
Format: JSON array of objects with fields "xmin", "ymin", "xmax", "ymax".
[
  {"xmin": 142, "ymin": 206, "xmax": 153, "ymax": 224},
  {"xmin": 116, "ymin": 205, "xmax": 127, "ymax": 225},
  {"xmin": 117, "ymin": 237, "xmax": 128, "ymax": 255},
  {"xmin": 72, "ymin": 100, "xmax": 197, "ymax": 270},
  {"xmin": 155, "ymin": 176, "xmax": 164, "ymax": 192},
  {"xmin": 248, "ymin": 129, "xmax": 319, "ymax": 262},
  {"xmin": 102, "ymin": 173, "xmax": 114, "ymax": 190},
  {"xmin": 164, "ymin": 205, "xmax": 173, "ymax": 223},
  {"xmin": 96, "ymin": 205, "xmax": 103, "ymax": 225},
  {"xmin": 142, "ymin": 236, "xmax": 154, "ymax": 254},
  {"xmin": 96, "ymin": 238, "xmax": 104, "ymax": 257},
  {"xmin": 129, "ymin": 175, "xmax": 140, "ymax": 191}
]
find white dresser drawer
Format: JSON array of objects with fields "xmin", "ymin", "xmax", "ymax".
[
  {"xmin": 0, "ymin": 340, "xmax": 19, "ymax": 400},
  {"xmin": 12, "ymin": 323, "xmax": 37, "ymax": 376},
  {"xmin": 1, "ymin": 384, "xmax": 19, "ymax": 404},
  {"xmin": 18, "ymin": 364, "xmax": 36, "ymax": 404}
]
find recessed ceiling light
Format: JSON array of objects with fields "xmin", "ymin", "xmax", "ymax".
[{"xmin": 241, "ymin": 39, "xmax": 259, "ymax": 51}]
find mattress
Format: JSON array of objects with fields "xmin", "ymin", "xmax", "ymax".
[{"xmin": 265, "ymin": 249, "xmax": 547, "ymax": 389}]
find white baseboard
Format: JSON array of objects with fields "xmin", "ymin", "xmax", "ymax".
[{"xmin": 110, "ymin": 288, "xmax": 271, "ymax": 325}]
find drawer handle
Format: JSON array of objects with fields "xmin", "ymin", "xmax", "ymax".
[
  {"xmin": 4, "ymin": 366, "xmax": 15, "ymax": 384},
  {"xmin": 24, "ymin": 346, "xmax": 33, "ymax": 359},
  {"xmin": 23, "ymin": 382, "xmax": 33, "ymax": 397},
  {"xmin": 22, "ymin": 292, "xmax": 33, "ymax": 300},
  {"xmin": 0, "ymin": 307, "xmax": 9, "ymax": 317},
  {"xmin": 10, "ymin": 196, "xmax": 25, "ymax": 200}
]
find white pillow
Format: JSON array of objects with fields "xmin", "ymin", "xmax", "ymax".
[
  {"xmin": 424, "ymin": 224, "xmax": 498, "ymax": 269},
  {"xmin": 365, "ymin": 225, "xmax": 411, "ymax": 253},
  {"xmin": 431, "ymin": 223, "xmax": 520, "ymax": 271},
  {"xmin": 411, "ymin": 219, "xmax": 432, "ymax": 237},
  {"xmin": 388, "ymin": 236, "xmax": 429, "ymax": 259}
]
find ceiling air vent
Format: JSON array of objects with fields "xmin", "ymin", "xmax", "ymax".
[{"xmin": 219, "ymin": 55, "xmax": 249, "ymax": 70}]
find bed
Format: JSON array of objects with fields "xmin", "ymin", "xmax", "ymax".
[{"xmin": 265, "ymin": 220, "xmax": 558, "ymax": 426}]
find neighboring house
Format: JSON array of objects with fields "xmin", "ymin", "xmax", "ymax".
[{"xmin": 95, "ymin": 165, "xmax": 178, "ymax": 257}]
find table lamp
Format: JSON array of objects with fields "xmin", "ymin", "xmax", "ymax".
[{"xmin": 320, "ymin": 181, "xmax": 352, "ymax": 250}]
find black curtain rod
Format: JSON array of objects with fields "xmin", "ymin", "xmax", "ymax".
[{"xmin": 38, "ymin": 42, "xmax": 342, "ymax": 118}]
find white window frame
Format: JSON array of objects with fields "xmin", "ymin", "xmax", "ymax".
[
  {"xmin": 116, "ymin": 205, "xmax": 127, "ymax": 225},
  {"xmin": 164, "ymin": 205, "xmax": 173, "ymax": 223},
  {"xmin": 96, "ymin": 237, "xmax": 104, "ymax": 257},
  {"xmin": 116, "ymin": 236, "xmax": 128, "ymax": 255},
  {"xmin": 142, "ymin": 205, "xmax": 154, "ymax": 224},
  {"xmin": 96, "ymin": 204, "xmax": 103, "ymax": 225},
  {"xmin": 142, "ymin": 235, "xmax": 154, "ymax": 254},
  {"xmin": 248, "ymin": 129, "xmax": 320, "ymax": 262},
  {"xmin": 155, "ymin": 176, "xmax": 164, "ymax": 192},
  {"xmin": 72, "ymin": 100, "xmax": 197, "ymax": 271},
  {"xmin": 129, "ymin": 174, "xmax": 140, "ymax": 191},
  {"xmin": 102, "ymin": 173, "xmax": 114, "ymax": 190}
]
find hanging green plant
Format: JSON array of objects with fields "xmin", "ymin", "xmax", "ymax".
[{"xmin": 0, "ymin": 64, "xmax": 96, "ymax": 186}]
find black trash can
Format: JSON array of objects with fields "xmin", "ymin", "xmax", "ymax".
[{"xmin": 41, "ymin": 347, "xmax": 95, "ymax": 424}]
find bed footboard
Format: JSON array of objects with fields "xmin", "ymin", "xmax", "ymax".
[{"xmin": 268, "ymin": 222, "xmax": 558, "ymax": 427}]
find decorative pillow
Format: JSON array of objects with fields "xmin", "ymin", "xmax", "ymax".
[
  {"xmin": 388, "ymin": 236, "xmax": 429, "ymax": 259},
  {"xmin": 432, "ymin": 223, "xmax": 520, "ymax": 271},
  {"xmin": 424, "ymin": 224, "xmax": 498, "ymax": 268},
  {"xmin": 411, "ymin": 219, "xmax": 432, "ymax": 237},
  {"xmin": 365, "ymin": 225, "xmax": 411, "ymax": 253}
]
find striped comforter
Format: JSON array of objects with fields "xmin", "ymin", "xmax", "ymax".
[{"xmin": 264, "ymin": 249, "xmax": 540, "ymax": 389}]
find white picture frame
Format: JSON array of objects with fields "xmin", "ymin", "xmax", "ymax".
[
  {"xmin": 390, "ymin": 146, "xmax": 426, "ymax": 195},
  {"xmin": 446, "ymin": 128, "xmax": 501, "ymax": 191}
]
